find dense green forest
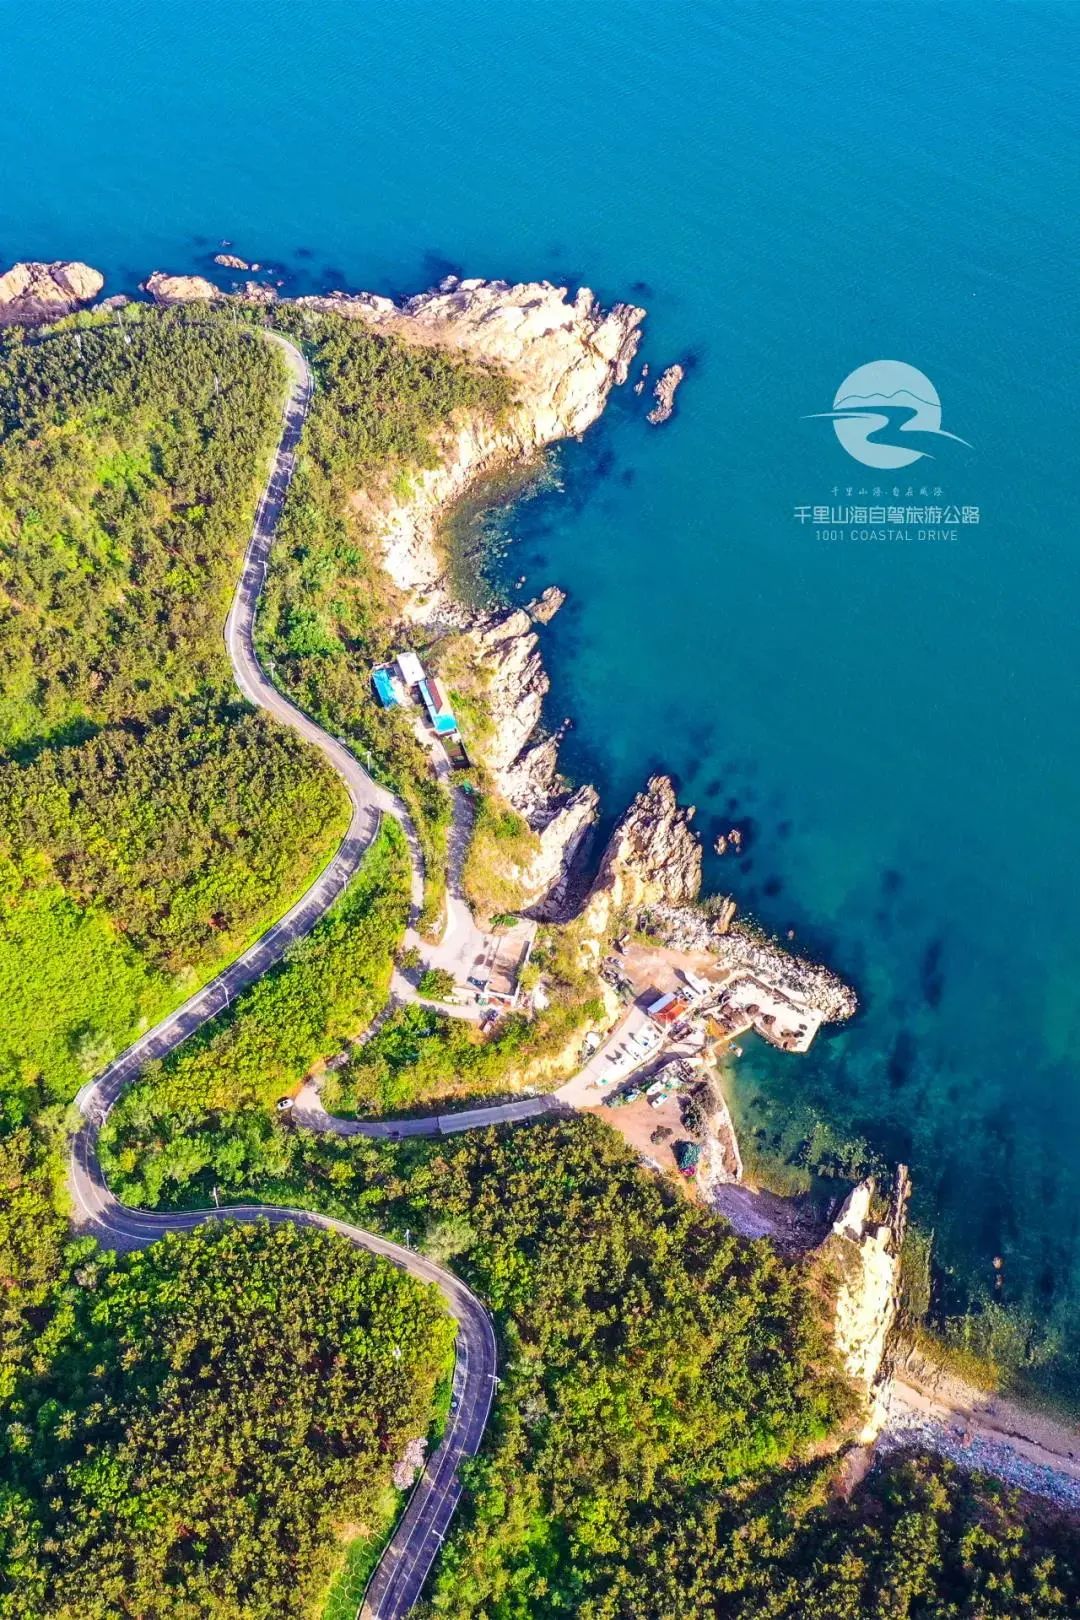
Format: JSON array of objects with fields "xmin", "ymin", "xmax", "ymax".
[
  {"xmin": 0, "ymin": 308, "xmax": 351, "ymax": 1488},
  {"xmin": 0, "ymin": 1221, "xmax": 453, "ymax": 1620},
  {"xmin": 0, "ymin": 315, "xmax": 278, "ymax": 747},
  {"xmin": 702, "ymin": 1452, "xmax": 1080, "ymax": 1620},
  {"xmin": 88, "ymin": 1077, "xmax": 1080, "ymax": 1620},
  {"xmin": 257, "ymin": 308, "xmax": 512, "ymax": 930},
  {"xmin": 0, "ymin": 702, "xmax": 344, "ymax": 1106}
]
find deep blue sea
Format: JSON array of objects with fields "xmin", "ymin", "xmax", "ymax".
[{"xmin": 5, "ymin": 0, "xmax": 1079, "ymax": 1372}]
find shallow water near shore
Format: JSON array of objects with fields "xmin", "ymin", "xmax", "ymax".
[{"xmin": 4, "ymin": 0, "xmax": 1080, "ymax": 1387}]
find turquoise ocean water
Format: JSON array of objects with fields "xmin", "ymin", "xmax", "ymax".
[{"xmin": 5, "ymin": 1, "xmax": 1079, "ymax": 1376}]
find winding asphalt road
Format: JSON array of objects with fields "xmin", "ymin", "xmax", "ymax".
[{"xmin": 68, "ymin": 331, "xmax": 504, "ymax": 1620}]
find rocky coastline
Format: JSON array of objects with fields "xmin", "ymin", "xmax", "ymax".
[
  {"xmin": 0, "ymin": 256, "xmax": 857, "ymax": 1019},
  {"xmin": 326, "ymin": 276, "xmax": 645, "ymax": 612}
]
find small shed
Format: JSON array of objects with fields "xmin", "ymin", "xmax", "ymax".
[
  {"xmin": 485, "ymin": 918, "xmax": 538, "ymax": 1008},
  {"xmin": 395, "ymin": 650, "xmax": 426, "ymax": 687},
  {"xmin": 418, "ymin": 677, "xmax": 459, "ymax": 737}
]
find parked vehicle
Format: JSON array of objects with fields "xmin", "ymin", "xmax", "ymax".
[{"xmin": 674, "ymin": 1140, "xmax": 702, "ymax": 1176}]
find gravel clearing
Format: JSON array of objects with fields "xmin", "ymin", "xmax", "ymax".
[{"xmin": 880, "ymin": 1407, "xmax": 1080, "ymax": 1513}]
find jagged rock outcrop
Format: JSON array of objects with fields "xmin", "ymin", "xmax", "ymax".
[
  {"xmin": 498, "ymin": 734, "xmax": 561, "ymax": 814},
  {"xmin": 237, "ymin": 280, "xmax": 278, "ymax": 304},
  {"xmin": 526, "ymin": 585, "xmax": 566, "ymax": 624},
  {"xmin": 143, "ymin": 271, "xmax": 220, "ymax": 304},
  {"xmin": 819, "ymin": 1168, "xmax": 910, "ymax": 1438},
  {"xmin": 0, "ymin": 260, "xmax": 104, "ymax": 324},
  {"xmin": 391, "ymin": 1435, "xmax": 427, "ymax": 1490},
  {"xmin": 580, "ymin": 775, "xmax": 702, "ymax": 944},
  {"xmin": 315, "ymin": 277, "xmax": 644, "ymax": 607},
  {"xmin": 467, "ymin": 608, "xmax": 549, "ymax": 777},
  {"xmin": 647, "ymin": 363, "xmax": 685, "ymax": 425},
  {"xmin": 463, "ymin": 605, "xmax": 599, "ymax": 913},
  {"xmin": 214, "ymin": 253, "xmax": 250, "ymax": 270}
]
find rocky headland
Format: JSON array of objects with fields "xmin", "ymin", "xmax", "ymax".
[
  {"xmin": 462, "ymin": 604, "xmax": 599, "ymax": 914},
  {"xmin": 315, "ymin": 276, "xmax": 645, "ymax": 611},
  {"xmin": 579, "ymin": 773, "xmax": 857, "ymax": 1023}
]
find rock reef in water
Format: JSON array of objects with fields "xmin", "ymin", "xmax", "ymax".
[
  {"xmin": 526, "ymin": 584, "xmax": 566, "ymax": 624},
  {"xmin": 214, "ymin": 253, "xmax": 250, "ymax": 270},
  {"xmin": 237, "ymin": 280, "xmax": 278, "ymax": 305},
  {"xmin": 646, "ymin": 363, "xmax": 684, "ymax": 424},
  {"xmin": 0, "ymin": 260, "xmax": 104, "ymax": 325},
  {"xmin": 646, "ymin": 898, "xmax": 857, "ymax": 1023},
  {"xmin": 143, "ymin": 271, "xmax": 220, "ymax": 304}
]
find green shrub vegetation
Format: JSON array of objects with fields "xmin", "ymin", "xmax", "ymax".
[
  {"xmin": 417, "ymin": 965, "xmax": 457, "ymax": 1001},
  {"xmin": 0, "ymin": 1114, "xmax": 69, "ymax": 1403},
  {"xmin": 0, "ymin": 1220, "xmax": 453, "ymax": 1620},
  {"xmin": 323, "ymin": 992, "xmax": 594, "ymax": 1117},
  {"xmin": 460, "ymin": 791, "xmax": 542, "ymax": 919}
]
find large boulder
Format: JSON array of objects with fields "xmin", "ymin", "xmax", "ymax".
[
  {"xmin": 0, "ymin": 260, "xmax": 104, "ymax": 324},
  {"xmin": 142, "ymin": 271, "xmax": 220, "ymax": 304}
]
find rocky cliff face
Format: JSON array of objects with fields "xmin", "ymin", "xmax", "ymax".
[
  {"xmin": 0, "ymin": 261, "xmax": 104, "ymax": 325},
  {"xmin": 313, "ymin": 277, "xmax": 644, "ymax": 609},
  {"xmin": 580, "ymin": 774, "xmax": 703, "ymax": 944},
  {"xmin": 819, "ymin": 1168, "xmax": 910, "ymax": 1438},
  {"xmin": 466, "ymin": 608, "xmax": 549, "ymax": 777},
  {"xmin": 462, "ymin": 605, "xmax": 599, "ymax": 914}
]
